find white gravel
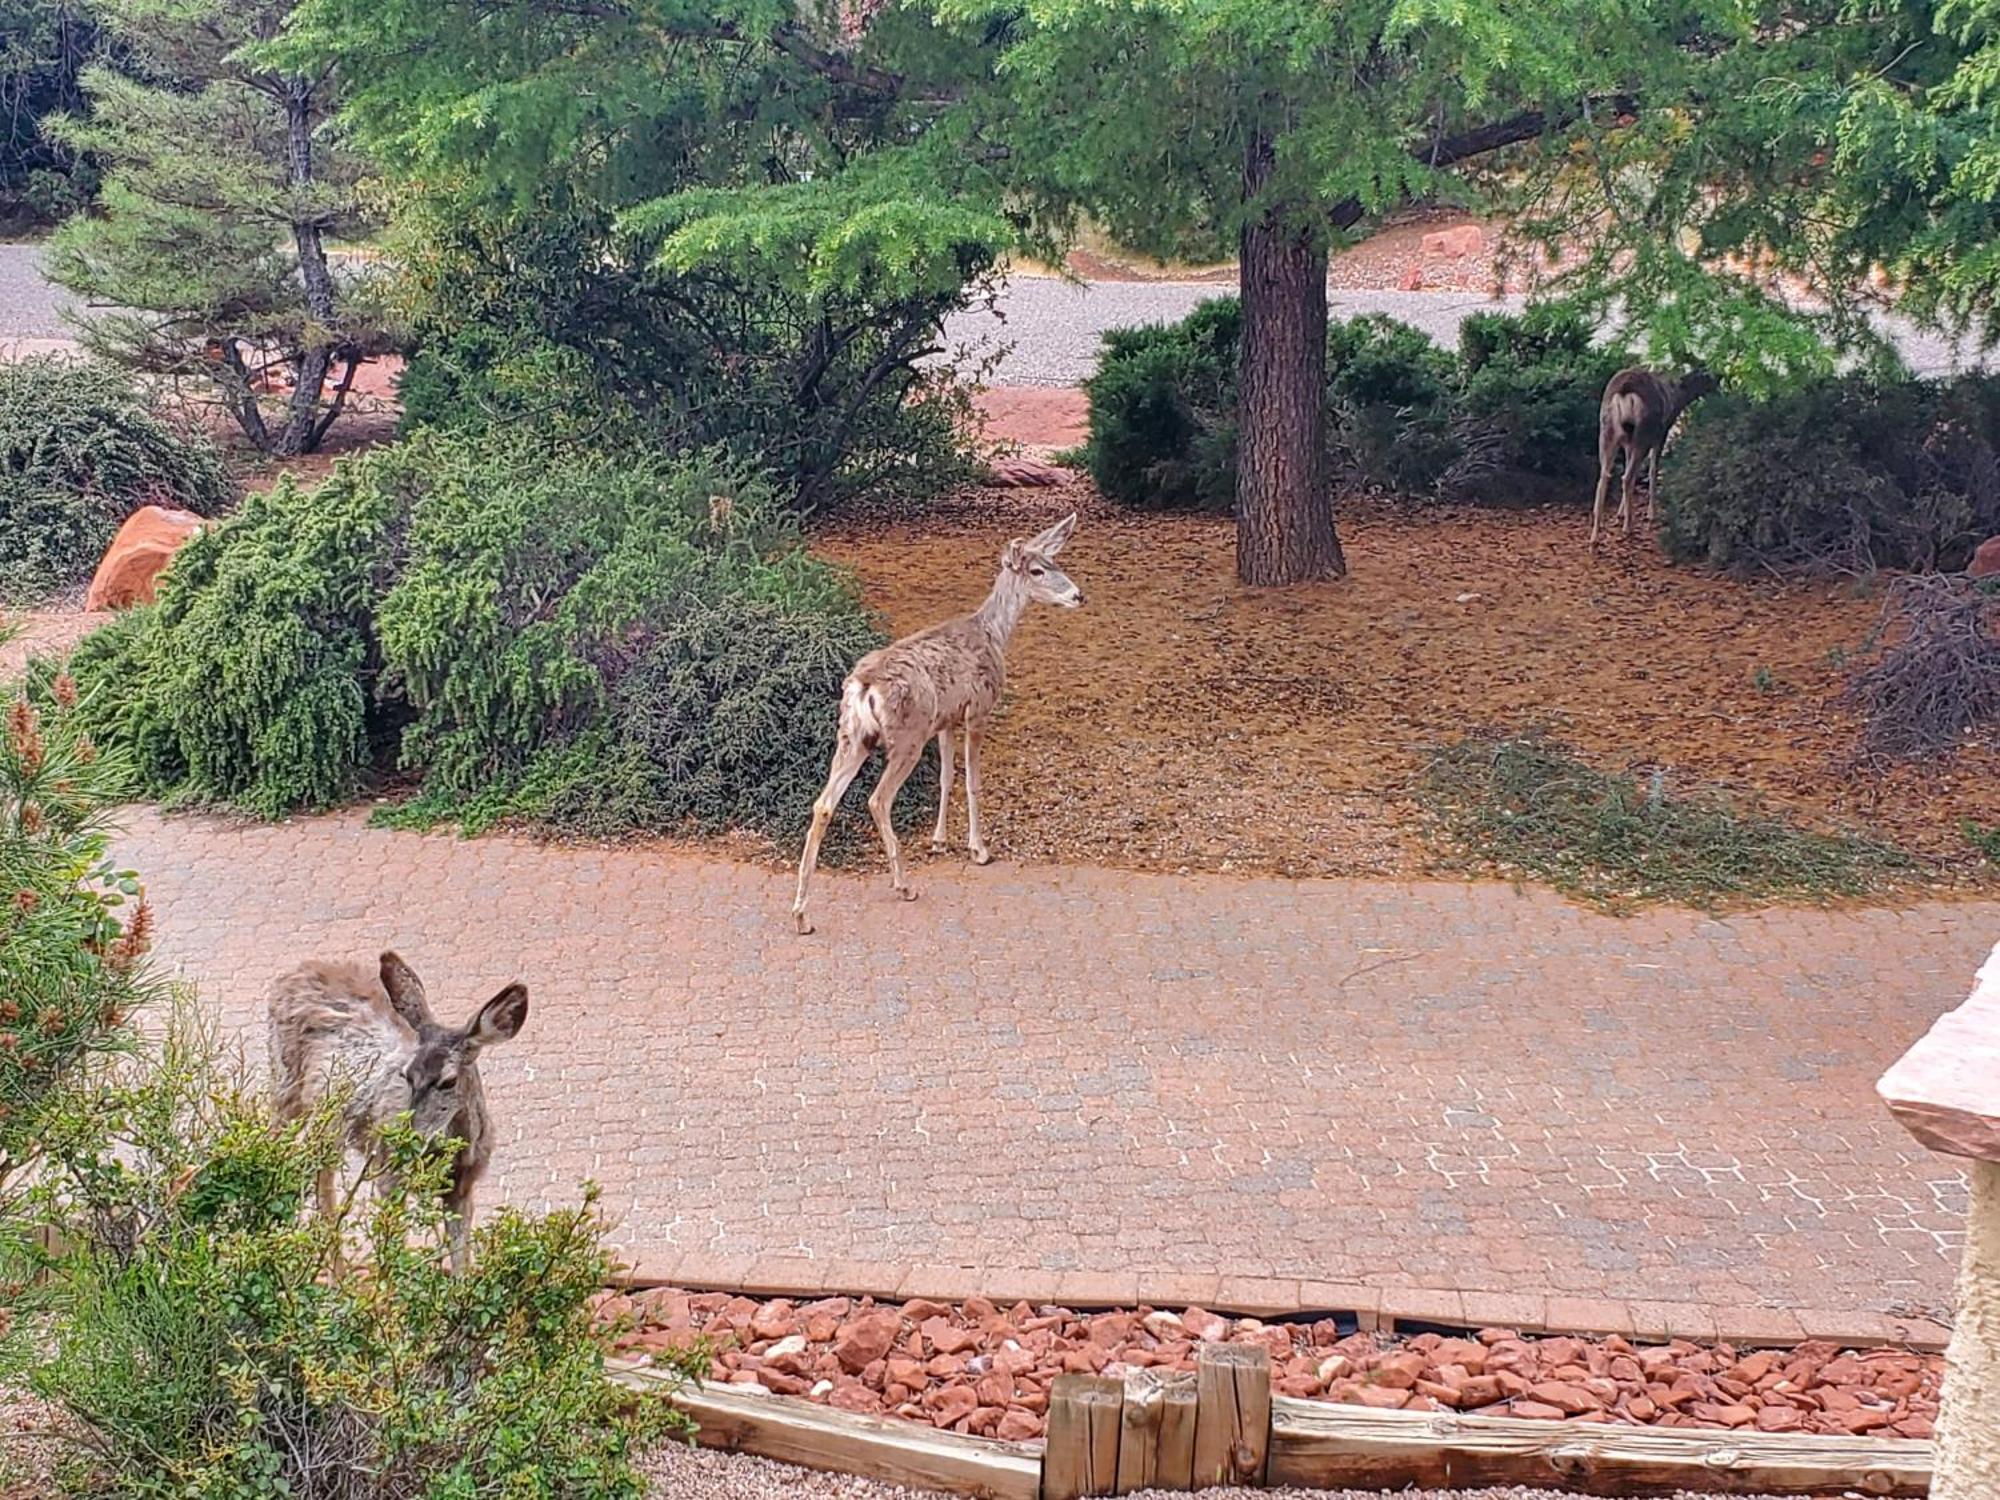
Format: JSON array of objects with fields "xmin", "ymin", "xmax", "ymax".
[{"xmin": 640, "ymin": 1444, "xmax": 1855, "ymax": 1500}]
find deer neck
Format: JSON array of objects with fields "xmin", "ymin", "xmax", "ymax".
[{"xmin": 972, "ymin": 568, "xmax": 1029, "ymax": 647}]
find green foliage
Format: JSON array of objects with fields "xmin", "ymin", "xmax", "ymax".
[
  {"xmin": 1661, "ymin": 376, "xmax": 2000, "ymax": 574},
  {"xmin": 1420, "ymin": 734, "xmax": 1916, "ymax": 910},
  {"xmin": 1966, "ymin": 821, "xmax": 2000, "ymax": 864},
  {"xmin": 1083, "ymin": 299, "xmax": 1620, "ymax": 508},
  {"xmin": 4, "ymin": 997, "xmax": 693, "ymax": 1499},
  {"xmin": 391, "ymin": 196, "xmax": 981, "ymax": 514},
  {"xmin": 1081, "ymin": 298, "xmax": 1240, "ymax": 511},
  {"xmin": 71, "ymin": 460, "xmax": 400, "ymax": 818},
  {"xmin": 71, "ymin": 432, "xmax": 910, "ymax": 845},
  {"xmin": 0, "ymin": 0, "xmax": 103, "ymax": 226},
  {"xmin": 43, "ymin": 0, "xmax": 390, "ymax": 457},
  {"xmin": 1459, "ymin": 304, "xmax": 1631, "ymax": 480},
  {"xmin": 0, "ymin": 357, "xmax": 229, "ymax": 603},
  {"xmin": 0, "ymin": 643, "xmax": 147, "ymax": 1183}
]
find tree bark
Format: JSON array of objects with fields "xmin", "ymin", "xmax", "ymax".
[
  {"xmin": 276, "ymin": 78, "xmax": 337, "ymax": 458},
  {"xmin": 1235, "ymin": 130, "xmax": 1344, "ymax": 587}
]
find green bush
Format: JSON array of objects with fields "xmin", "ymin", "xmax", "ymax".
[
  {"xmin": 1459, "ymin": 304, "xmax": 1631, "ymax": 479},
  {"xmin": 69, "ymin": 432, "xmax": 915, "ymax": 844},
  {"xmin": 394, "ymin": 199, "xmax": 978, "ymax": 514},
  {"xmin": 1081, "ymin": 299, "xmax": 1621, "ymax": 508},
  {"xmin": 1661, "ymin": 375, "xmax": 2000, "ymax": 573},
  {"xmin": 3, "ymin": 997, "xmax": 692, "ymax": 1499},
  {"xmin": 1080, "ymin": 297, "xmax": 1240, "ymax": 511},
  {"xmin": 1, "ymin": 636, "xmax": 147, "ymax": 1177},
  {"xmin": 0, "ymin": 358, "xmax": 229, "ymax": 602}
]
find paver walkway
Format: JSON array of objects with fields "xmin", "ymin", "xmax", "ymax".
[{"xmin": 118, "ymin": 805, "xmax": 1989, "ymax": 1333}]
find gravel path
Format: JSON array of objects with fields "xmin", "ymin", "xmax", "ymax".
[
  {"xmin": 8, "ymin": 238, "xmax": 1991, "ymax": 384},
  {"xmin": 641, "ymin": 1446, "xmax": 1839, "ymax": 1500}
]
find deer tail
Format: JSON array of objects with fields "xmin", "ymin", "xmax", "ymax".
[
  {"xmin": 840, "ymin": 677, "xmax": 883, "ymax": 753},
  {"xmin": 1607, "ymin": 391, "xmax": 1645, "ymax": 437}
]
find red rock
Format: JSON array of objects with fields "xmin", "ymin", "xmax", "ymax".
[
  {"xmin": 1892, "ymin": 1415, "xmax": 1935, "ymax": 1440},
  {"xmin": 1755, "ymin": 1405, "xmax": 1804, "ymax": 1433},
  {"xmin": 997, "ymin": 1408, "xmax": 1044, "ymax": 1442},
  {"xmin": 927, "ymin": 1385, "xmax": 978, "ymax": 1428},
  {"xmin": 834, "ymin": 1311, "xmax": 900, "ymax": 1374},
  {"xmin": 1510, "ymin": 1400, "xmax": 1568, "ymax": 1421},
  {"xmin": 1690, "ymin": 1402, "xmax": 1756, "ymax": 1428},
  {"xmin": 1528, "ymin": 1381, "xmax": 1602, "ymax": 1415},
  {"xmin": 760, "ymin": 1369, "xmax": 810, "ymax": 1396},
  {"xmin": 975, "ymin": 1374, "xmax": 1015, "ymax": 1407},
  {"xmin": 1971, "ymin": 535, "xmax": 2000, "ymax": 578},
  {"xmin": 927, "ymin": 1354, "xmax": 968, "ymax": 1378},
  {"xmin": 1374, "ymin": 1352, "xmax": 1427, "ymax": 1390},
  {"xmin": 829, "ymin": 1383, "xmax": 884, "ymax": 1415},
  {"xmin": 1840, "ymin": 1406, "xmax": 1893, "ymax": 1434},
  {"xmin": 885, "ymin": 1356, "xmax": 926, "ymax": 1388},
  {"xmin": 1355, "ymin": 1385, "xmax": 1409, "ymax": 1410},
  {"xmin": 1182, "ymin": 1307, "xmax": 1228, "ymax": 1342},
  {"xmin": 1726, "ymin": 1352, "xmax": 1775, "ymax": 1385},
  {"xmin": 1086, "ymin": 1313, "xmax": 1133, "ymax": 1348},
  {"xmin": 1420, "ymin": 225, "xmax": 1486, "ymax": 259},
  {"xmin": 1398, "ymin": 264, "xmax": 1425, "ymax": 291},
  {"xmin": 984, "ymin": 456, "xmax": 1070, "ymax": 489},
  {"xmin": 86, "ymin": 505, "xmax": 205, "ymax": 612},
  {"xmin": 750, "ymin": 1301, "xmax": 798, "ymax": 1340},
  {"xmin": 922, "ymin": 1317, "xmax": 980, "ymax": 1356},
  {"xmin": 1415, "ymin": 1378, "xmax": 1465, "ymax": 1407},
  {"xmin": 1475, "ymin": 1327, "xmax": 1519, "ymax": 1345},
  {"xmin": 1625, "ymin": 1394, "xmax": 1657, "ymax": 1422},
  {"xmin": 1457, "ymin": 1375, "xmax": 1503, "ymax": 1408},
  {"xmin": 902, "ymin": 1299, "xmax": 951, "ymax": 1322}
]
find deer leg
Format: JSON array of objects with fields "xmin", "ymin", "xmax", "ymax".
[
  {"xmin": 1646, "ymin": 446, "xmax": 1662, "ymax": 524},
  {"xmin": 1590, "ymin": 435, "xmax": 1618, "ymax": 551},
  {"xmin": 317, "ymin": 1164, "xmax": 343, "ymax": 1276},
  {"xmin": 867, "ymin": 739, "xmax": 926, "ymax": 902},
  {"xmin": 931, "ymin": 728, "xmax": 954, "ymax": 852},
  {"xmin": 793, "ymin": 730, "xmax": 871, "ymax": 935},
  {"xmin": 964, "ymin": 728, "xmax": 992, "ymax": 866},
  {"xmin": 446, "ymin": 1189, "xmax": 472, "ymax": 1275},
  {"xmin": 1619, "ymin": 443, "xmax": 1640, "ymax": 534}
]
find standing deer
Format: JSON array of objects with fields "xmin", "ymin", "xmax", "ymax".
[
  {"xmin": 268, "ymin": 951, "xmax": 529, "ymax": 1273},
  {"xmin": 792, "ymin": 512, "xmax": 1084, "ymax": 935},
  {"xmin": 1591, "ymin": 366, "xmax": 1720, "ymax": 549}
]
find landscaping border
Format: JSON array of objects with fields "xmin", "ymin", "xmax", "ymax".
[
  {"xmin": 614, "ymin": 1261, "xmax": 1952, "ymax": 1354},
  {"xmin": 610, "ymin": 1345, "xmax": 1935, "ymax": 1498}
]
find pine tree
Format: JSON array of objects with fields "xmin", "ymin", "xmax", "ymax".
[{"xmin": 45, "ymin": 0, "xmax": 390, "ymax": 456}]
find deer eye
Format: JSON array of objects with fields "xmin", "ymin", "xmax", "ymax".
[
  {"xmin": 436, "ymin": 1072, "xmax": 457, "ymax": 1091},
  {"xmin": 1030, "ymin": 566, "xmax": 1045, "ymax": 577}
]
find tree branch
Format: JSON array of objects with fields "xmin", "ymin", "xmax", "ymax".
[{"xmin": 1329, "ymin": 93, "xmax": 1640, "ymax": 230}]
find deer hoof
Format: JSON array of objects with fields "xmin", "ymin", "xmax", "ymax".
[
  {"xmin": 930, "ymin": 836, "xmax": 949, "ymax": 853},
  {"xmin": 792, "ymin": 909, "xmax": 814, "ymax": 936},
  {"xmin": 896, "ymin": 885, "xmax": 918, "ymax": 903},
  {"xmin": 971, "ymin": 846, "xmax": 992, "ymax": 866}
]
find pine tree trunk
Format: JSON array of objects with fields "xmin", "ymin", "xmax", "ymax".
[
  {"xmin": 1235, "ymin": 131, "xmax": 1345, "ymax": 586},
  {"xmin": 276, "ymin": 80, "xmax": 336, "ymax": 458}
]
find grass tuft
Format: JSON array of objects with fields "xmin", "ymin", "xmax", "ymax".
[{"xmin": 1419, "ymin": 734, "xmax": 1916, "ymax": 910}]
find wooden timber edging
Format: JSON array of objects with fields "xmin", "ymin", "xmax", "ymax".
[{"xmin": 607, "ymin": 1344, "xmax": 1936, "ymax": 1499}]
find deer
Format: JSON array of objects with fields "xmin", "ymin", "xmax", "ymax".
[
  {"xmin": 1590, "ymin": 366, "xmax": 1720, "ymax": 549},
  {"xmin": 267, "ymin": 951, "xmax": 529, "ymax": 1273},
  {"xmin": 792, "ymin": 512, "xmax": 1084, "ymax": 935}
]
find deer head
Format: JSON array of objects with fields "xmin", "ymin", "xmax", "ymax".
[
  {"xmin": 1002, "ymin": 513, "xmax": 1084, "ymax": 608},
  {"xmin": 378, "ymin": 952, "xmax": 529, "ymax": 1138}
]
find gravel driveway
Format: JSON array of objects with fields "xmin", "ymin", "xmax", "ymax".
[{"xmin": 6, "ymin": 236, "xmax": 1992, "ymax": 385}]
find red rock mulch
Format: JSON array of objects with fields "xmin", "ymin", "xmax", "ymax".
[{"xmin": 597, "ymin": 1290, "xmax": 1942, "ymax": 1446}]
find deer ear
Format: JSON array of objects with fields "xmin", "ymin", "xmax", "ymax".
[
  {"xmin": 379, "ymin": 952, "xmax": 433, "ymax": 1027},
  {"xmin": 1029, "ymin": 512, "xmax": 1077, "ymax": 556},
  {"xmin": 1002, "ymin": 538, "xmax": 1028, "ymax": 571},
  {"xmin": 469, "ymin": 984, "xmax": 528, "ymax": 1047}
]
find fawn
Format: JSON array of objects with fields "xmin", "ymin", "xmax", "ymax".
[
  {"xmin": 792, "ymin": 513, "xmax": 1084, "ymax": 934},
  {"xmin": 267, "ymin": 951, "xmax": 528, "ymax": 1272},
  {"xmin": 1591, "ymin": 366, "xmax": 1720, "ymax": 548}
]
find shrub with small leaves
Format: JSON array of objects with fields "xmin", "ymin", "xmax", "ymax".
[
  {"xmin": 1661, "ymin": 375, "xmax": 2000, "ymax": 573},
  {"xmin": 0, "ymin": 357, "xmax": 229, "ymax": 602},
  {"xmin": 3, "ymin": 996, "xmax": 694, "ymax": 1499},
  {"xmin": 1, "ymin": 631, "xmax": 147, "ymax": 1179},
  {"xmin": 69, "ymin": 431, "xmax": 913, "ymax": 844}
]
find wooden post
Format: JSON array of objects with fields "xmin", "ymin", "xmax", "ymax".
[
  {"xmin": 1045, "ymin": 1373, "xmax": 1124, "ymax": 1500},
  {"xmin": 1191, "ymin": 1343, "xmax": 1271, "ymax": 1487},
  {"xmin": 1114, "ymin": 1369, "xmax": 1197, "ymax": 1493}
]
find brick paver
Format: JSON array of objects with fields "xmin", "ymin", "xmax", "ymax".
[{"xmin": 113, "ymin": 805, "xmax": 1993, "ymax": 1328}]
